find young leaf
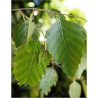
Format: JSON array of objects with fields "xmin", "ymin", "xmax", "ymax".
[
  {"xmin": 46, "ymin": 19, "xmax": 86, "ymax": 77},
  {"xmin": 13, "ymin": 20, "xmax": 28, "ymax": 47},
  {"xmin": 27, "ymin": 14, "xmax": 35, "ymax": 41},
  {"xmin": 69, "ymin": 81, "xmax": 81, "ymax": 98},
  {"xmin": 13, "ymin": 38, "xmax": 50, "ymax": 87},
  {"xmin": 39, "ymin": 49, "xmax": 51, "ymax": 68},
  {"xmin": 40, "ymin": 67, "xmax": 58, "ymax": 97}
]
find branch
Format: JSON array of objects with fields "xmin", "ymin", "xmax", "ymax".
[
  {"xmin": 50, "ymin": 60, "xmax": 62, "ymax": 69},
  {"xmin": 12, "ymin": 8, "xmax": 87, "ymax": 22},
  {"xmin": 54, "ymin": 63, "xmax": 62, "ymax": 68},
  {"xmin": 18, "ymin": 10, "xmax": 29, "ymax": 20}
]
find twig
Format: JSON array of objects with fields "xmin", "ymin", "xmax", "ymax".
[
  {"xmin": 54, "ymin": 63, "xmax": 62, "ymax": 68},
  {"xmin": 12, "ymin": 8, "xmax": 87, "ymax": 22},
  {"xmin": 18, "ymin": 10, "xmax": 29, "ymax": 20},
  {"xmin": 50, "ymin": 61, "xmax": 61, "ymax": 69}
]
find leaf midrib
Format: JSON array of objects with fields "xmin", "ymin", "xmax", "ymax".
[
  {"xmin": 59, "ymin": 19, "xmax": 70, "ymax": 67},
  {"xmin": 26, "ymin": 42, "xmax": 38, "ymax": 84}
]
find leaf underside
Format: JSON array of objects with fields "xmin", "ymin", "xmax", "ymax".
[
  {"xmin": 13, "ymin": 38, "xmax": 50, "ymax": 87},
  {"xmin": 69, "ymin": 81, "xmax": 81, "ymax": 98},
  {"xmin": 76, "ymin": 46, "xmax": 87, "ymax": 79},
  {"xmin": 46, "ymin": 19, "xmax": 86, "ymax": 77},
  {"xmin": 40, "ymin": 67, "xmax": 58, "ymax": 96}
]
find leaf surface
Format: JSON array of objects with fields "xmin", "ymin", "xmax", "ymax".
[
  {"xmin": 69, "ymin": 81, "xmax": 81, "ymax": 98},
  {"xmin": 32, "ymin": 29, "xmax": 39, "ymax": 40},
  {"xmin": 13, "ymin": 38, "xmax": 50, "ymax": 87},
  {"xmin": 40, "ymin": 67, "xmax": 58, "ymax": 96},
  {"xmin": 13, "ymin": 20, "xmax": 28, "ymax": 47},
  {"xmin": 13, "ymin": 14, "xmax": 39, "ymax": 47},
  {"xmin": 46, "ymin": 19, "xmax": 86, "ymax": 77},
  {"xmin": 76, "ymin": 45, "xmax": 87, "ymax": 78}
]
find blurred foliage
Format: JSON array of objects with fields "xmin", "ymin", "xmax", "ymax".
[
  {"xmin": 67, "ymin": 8, "xmax": 86, "ymax": 26},
  {"xmin": 12, "ymin": 0, "xmax": 86, "ymax": 97},
  {"xmin": 69, "ymin": 81, "xmax": 81, "ymax": 98}
]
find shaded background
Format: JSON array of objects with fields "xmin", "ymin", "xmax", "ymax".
[{"xmin": 12, "ymin": 0, "xmax": 87, "ymax": 97}]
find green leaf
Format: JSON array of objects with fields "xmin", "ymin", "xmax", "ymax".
[
  {"xmin": 39, "ymin": 49, "xmax": 51, "ymax": 68},
  {"xmin": 76, "ymin": 45, "xmax": 87, "ymax": 79},
  {"xmin": 40, "ymin": 67, "xmax": 58, "ymax": 96},
  {"xmin": 13, "ymin": 20, "xmax": 28, "ymax": 47},
  {"xmin": 32, "ymin": 29, "xmax": 39, "ymax": 40},
  {"xmin": 46, "ymin": 19, "xmax": 86, "ymax": 77},
  {"xmin": 69, "ymin": 81, "xmax": 81, "ymax": 98},
  {"xmin": 48, "ymin": 8, "xmax": 65, "ymax": 20},
  {"xmin": 13, "ymin": 38, "xmax": 50, "ymax": 87},
  {"xmin": 13, "ymin": 14, "xmax": 39, "ymax": 47}
]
